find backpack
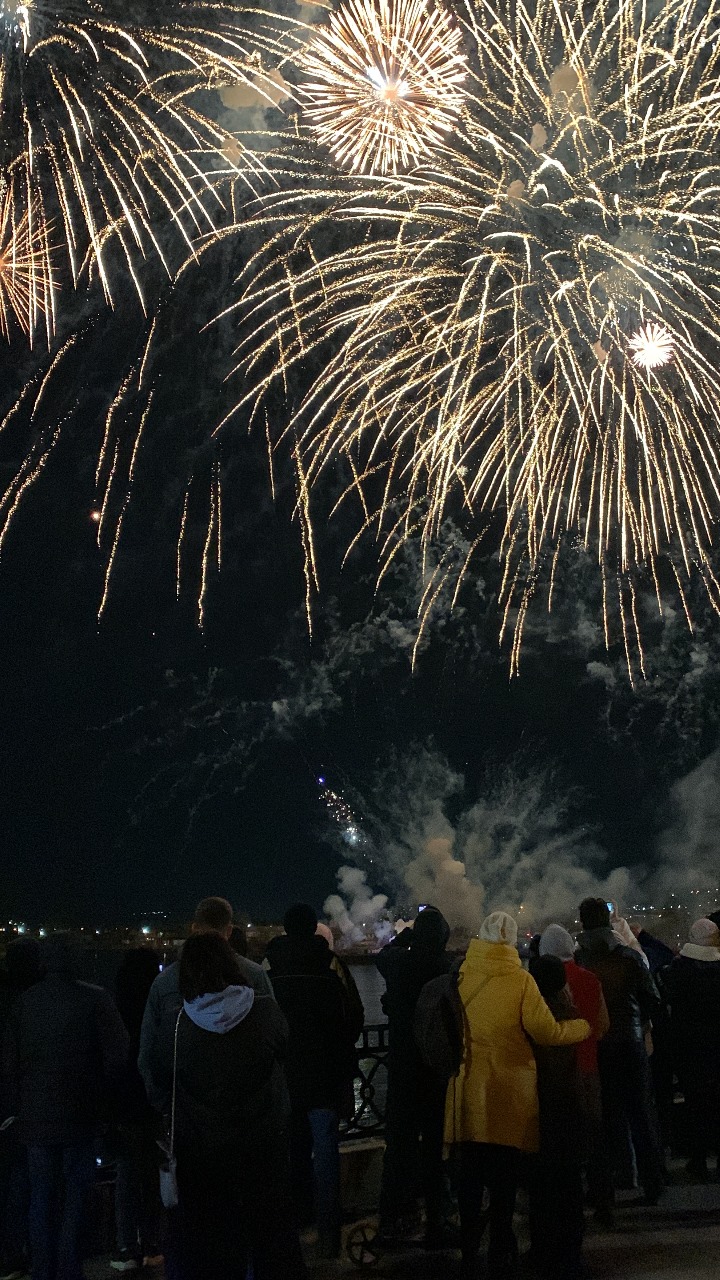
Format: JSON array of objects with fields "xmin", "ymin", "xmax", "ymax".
[{"xmin": 413, "ymin": 969, "xmax": 464, "ymax": 1078}]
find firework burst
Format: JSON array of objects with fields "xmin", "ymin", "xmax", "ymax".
[
  {"xmin": 228, "ymin": 0, "xmax": 720, "ymax": 677},
  {"xmin": 629, "ymin": 323, "xmax": 676, "ymax": 373},
  {"xmin": 0, "ymin": 183, "xmax": 54, "ymax": 342},
  {"xmin": 297, "ymin": 0, "xmax": 467, "ymax": 174},
  {"xmin": 0, "ymin": 0, "xmax": 284, "ymax": 313}
]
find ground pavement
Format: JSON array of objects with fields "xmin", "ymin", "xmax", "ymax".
[{"xmin": 81, "ymin": 1164, "xmax": 720, "ymax": 1280}]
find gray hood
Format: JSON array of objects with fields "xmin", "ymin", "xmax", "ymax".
[{"xmin": 183, "ymin": 985, "xmax": 254, "ymax": 1034}]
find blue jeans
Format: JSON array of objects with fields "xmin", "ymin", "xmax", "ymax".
[
  {"xmin": 27, "ymin": 1143, "xmax": 95, "ymax": 1280},
  {"xmin": 290, "ymin": 1108, "xmax": 340, "ymax": 1250}
]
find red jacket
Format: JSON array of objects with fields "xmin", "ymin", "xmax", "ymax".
[{"xmin": 563, "ymin": 960, "xmax": 609, "ymax": 1074}]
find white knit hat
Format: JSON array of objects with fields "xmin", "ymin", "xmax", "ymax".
[
  {"xmin": 539, "ymin": 924, "xmax": 575, "ymax": 961},
  {"xmin": 480, "ymin": 911, "xmax": 518, "ymax": 947},
  {"xmin": 689, "ymin": 918, "xmax": 720, "ymax": 947}
]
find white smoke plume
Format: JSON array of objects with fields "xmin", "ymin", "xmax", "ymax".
[
  {"xmin": 651, "ymin": 748, "xmax": 720, "ymax": 910},
  {"xmin": 353, "ymin": 745, "xmax": 633, "ymax": 930},
  {"xmin": 323, "ymin": 865, "xmax": 391, "ymax": 945},
  {"xmin": 457, "ymin": 766, "xmax": 632, "ymax": 924},
  {"xmin": 404, "ymin": 835, "xmax": 485, "ymax": 933}
]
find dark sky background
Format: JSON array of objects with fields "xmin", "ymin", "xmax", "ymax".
[
  {"xmin": 1, "ymin": 315, "xmax": 714, "ymax": 928},
  {"xmin": 1, "ymin": 127, "xmax": 720, "ymax": 927}
]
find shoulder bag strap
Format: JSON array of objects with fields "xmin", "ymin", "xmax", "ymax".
[{"xmin": 169, "ymin": 1009, "xmax": 182, "ymax": 1159}]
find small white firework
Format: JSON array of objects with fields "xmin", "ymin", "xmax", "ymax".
[
  {"xmin": 628, "ymin": 322, "xmax": 676, "ymax": 371},
  {"xmin": 298, "ymin": 0, "xmax": 467, "ymax": 175}
]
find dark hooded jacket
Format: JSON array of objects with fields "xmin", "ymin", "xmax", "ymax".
[
  {"xmin": 266, "ymin": 934, "xmax": 357, "ymax": 1110},
  {"xmin": 529, "ymin": 956, "xmax": 587, "ymax": 1163},
  {"xmin": 576, "ymin": 926, "xmax": 661, "ymax": 1044},
  {"xmin": 3, "ymin": 938, "xmax": 129, "ymax": 1146},
  {"xmin": 162, "ymin": 985, "xmax": 291, "ymax": 1155},
  {"xmin": 664, "ymin": 949, "xmax": 720, "ymax": 1064},
  {"xmin": 376, "ymin": 909, "xmax": 452, "ymax": 1065}
]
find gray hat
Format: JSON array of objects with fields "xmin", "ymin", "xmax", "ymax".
[{"xmin": 539, "ymin": 924, "xmax": 575, "ymax": 962}]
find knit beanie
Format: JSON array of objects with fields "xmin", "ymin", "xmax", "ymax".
[
  {"xmin": 539, "ymin": 924, "xmax": 576, "ymax": 961},
  {"xmin": 689, "ymin": 918, "xmax": 720, "ymax": 947},
  {"xmin": 479, "ymin": 911, "xmax": 518, "ymax": 947}
]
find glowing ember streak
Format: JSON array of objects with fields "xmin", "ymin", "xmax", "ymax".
[
  {"xmin": 0, "ymin": 185, "xmax": 54, "ymax": 343},
  {"xmin": 0, "ymin": 1, "xmax": 283, "ymax": 311},
  {"xmin": 629, "ymin": 323, "xmax": 676, "ymax": 372},
  {"xmin": 228, "ymin": 0, "xmax": 720, "ymax": 678},
  {"xmin": 298, "ymin": 0, "xmax": 467, "ymax": 174}
]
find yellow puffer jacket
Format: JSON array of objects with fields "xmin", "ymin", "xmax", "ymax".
[{"xmin": 444, "ymin": 938, "xmax": 590, "ymax": 1153}]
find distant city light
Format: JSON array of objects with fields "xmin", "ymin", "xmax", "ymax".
[{"xmin": 141, "ymin": 925, "xmax": 151, "ymax": 935}]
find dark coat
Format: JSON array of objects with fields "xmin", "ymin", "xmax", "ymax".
[
  {"xmin": 4, "ymin": 971, "xmax": 129, "ymax": 1146},
  {"xmin": 115, "ymin": 951, "xmax": 160, "ymax": 1126},
  {"xmin": 576, "ymin": 927, "xmax": 661, "ymax": 1044},
  {"xmin": 164, "ymin": 998, "xmax": 291, "ymax": 1157},
  {"xmin": 138, "ymin": 952, "xmax": 274, "ymax": 1113},
  {"xmin": 376, "ymin": 912, "xmax": 451, "ymax": 1067},
  {"xmin": 267, "ymin": 935, "xmax": 357, "ymax": 1111},
  {"xmin": 532, "ymin": 984, "xmax": 587, "ymax": 1164},
  {"xmin": 664, "ymin": 953, "xmax": 720, "ymax": 1065},
  {"xmin": 637, "ymin": 930, "xmax": 675, "ymax": 976}
]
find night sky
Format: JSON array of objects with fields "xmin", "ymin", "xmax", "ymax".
[
  {"xmin": 1, "ymin": 305, "xmax": 716, "ymax": 927},
  {"xmin": 2, "ymin": 18, "xmax": 720, "ymax": 927}
]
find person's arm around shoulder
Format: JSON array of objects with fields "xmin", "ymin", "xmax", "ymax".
[{"xmin": 521, "ymin": 973, "xmax": 590, "ymax": 1046}]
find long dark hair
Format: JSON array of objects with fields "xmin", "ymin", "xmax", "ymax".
[{"xmin": 179, "ymin": 933, "xmax": 247, "ymax": 1002}]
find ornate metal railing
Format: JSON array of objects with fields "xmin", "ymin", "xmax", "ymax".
[{"xmin": 342, "ymin": 1023, "xmax": 389, "ymax": 1140}]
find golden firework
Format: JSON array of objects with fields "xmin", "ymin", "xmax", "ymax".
[
  {"xmin": 298, "ymin": 0, "xmax": 467, "ymax": 174},
  {"xmin": 0, "ymin": 186, "xmax": 54, "ymax": 343},
  {"xmin": 228, "ymin": 0, "xmax": 720, "ymax": 677},
  {"xmin": 0, "ymin": 1, "xmax": 286, "ymax": 312}
]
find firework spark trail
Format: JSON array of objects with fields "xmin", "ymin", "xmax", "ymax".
[
  {"xmin": 318, "ymin": 778, "xmax": 364, "ymax": 846},
  {"xmin": 0, "ymin": 1, "xmax": 295, "ymax": 314},
  {"xmin": 0, "ymin": 183, "xmax": 55, "ymax": 343},
  {"xmin": 297, "ymin": 0, "xmax": 467, "ymax": 174},
  {"xmin": 198, "ymin": 458, "xmax": 222, "ymax": 630},
  {"xmin": 98, "ymin": 387, "xmax": 153, "ymax": 622},
  {"xmin": 224, "ymin": 0, "xmax": 720, "ymax": 675},
  {"xmin": 0, "ymin": 330, "xmax": 80, "ymax": 553}
]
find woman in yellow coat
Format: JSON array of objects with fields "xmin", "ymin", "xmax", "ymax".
[{"xmin": 445, "ymin": 912, "xmax": 590, "ymax": 1280}]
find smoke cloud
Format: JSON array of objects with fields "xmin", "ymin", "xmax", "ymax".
[
  {"xmin": 344, "ymin": 745, "xmax": 634, "ymax": 930},
  {"xmin": 323, "ymin": 866, "xmax": 391, "ymax": 944},
  {"xmin": 651, "ymin": 747, "xmax": 720, "ymax": 908},
  {"xmin": 404, "ymin": 835, "xmax": 485, "ymax": 933}
]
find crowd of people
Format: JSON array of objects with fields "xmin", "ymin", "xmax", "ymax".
[{"xmin": 0, "ymin": 892, "xmax": 718, "ymax": 1280}]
